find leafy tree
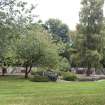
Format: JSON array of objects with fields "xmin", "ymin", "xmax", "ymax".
[
  {"xmin": 78, "ymin": 0, "xmax": 104, "ymax": 76},
  {"xmin": 37, "ymin": 19, "xmax": 73, "ymax": 69},
  {"xmin": 99, "ymin": 18, "xmax": 105, "ymax": 68},
  {"xmin": 0, "ymin": 0, "xmax": 36, "ymax": 75},
  {"xmin": 13, "ymin": 26, "xmax": 59, "ymax": 78},
  {"xmin": 45, "ymin": 19, "xmax": 70, "ymax": 43}
]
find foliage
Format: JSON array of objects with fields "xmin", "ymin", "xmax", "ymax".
[
  {"xmin": 0, "ymin": 0, "xmax": 36, "ymax": 75},
  {"xmin": 31, "ymin": 75, "xmax": 49, "ymax": 82},
  {"xmin": 31, "ymin": 69, "xmax": 58, "ymax": 81},
  {"xmin": 82, "ymin": 49, "xmax": 102, "ymax": 68},
  {"xmin": 62, "ymin": 72, "xmax": 77, "ymax": 81},
  {"xmin": 45, "ymin": 70, "xmax": 58, "ymax": 81},
  {"xmin": 45, "ymin": 18, "xmax": 70, "ymax": 43},
  {"xmin": 57, "ymin": 41, "xmax": 73, "ymax": 69},
  {"xmin": 31, "ymin": 70, "xmax": 44, "ymax": 76},
  {"xmin": 38, "ymin": 19, "xmax": 72, "ymax": 70},
  {"xmin": 74, "ymin": 0, "xmax": 105, "ymax": 74},
  {"xmin": 13, "ymin": 26, "xmax": 59, "ymax": 78},
  {"xmin": 70, "ymin": 52, "xmax": 81, "ymax": 67},
  {"xmin": 58, "ymin": 58, "xmax": 70, "ymax": 71}
]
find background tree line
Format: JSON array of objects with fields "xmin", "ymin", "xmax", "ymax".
[{"xmin": 0, "ymin": 0, "xmax": 105, "ymax": 78}]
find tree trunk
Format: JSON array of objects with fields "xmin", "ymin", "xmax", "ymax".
[
  {"xmin": 25, "ymin": 66, "xmax": 32, "ymax": 79},
  {"xmin": 25, "ymin": 66, "xmax": 28, "ymax": 79},
  {"xmin": 86, "ymin": 67, "xmax": 91, "ymax": 76},
  {"xmin": 2, "ymin": 67, "xmax": 7, "ymax": 76}
]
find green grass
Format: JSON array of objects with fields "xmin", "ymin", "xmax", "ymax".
[{"xmin": 0, "ymin": 76, "xmax": 105, "ymax": 105}]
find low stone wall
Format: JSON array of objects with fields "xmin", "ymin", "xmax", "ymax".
[{"xmin": 77, "ymin": 75, "xmax": 105, "ymax": 81}]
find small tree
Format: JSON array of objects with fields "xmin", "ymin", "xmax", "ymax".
[{"xmin": 14, "ymin": 26, "xmax": 59, "ymax": 78}]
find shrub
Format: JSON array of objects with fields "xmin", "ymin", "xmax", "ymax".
[
  {"xmin": 47, "ymin": 74, "xmax": 58, "ymax": 81},
  {"xmin": 44, "ymin": 70, "xmax": 58, "ymax": 81},
  {"xmin": 31, "ymin": 75, "xmax": 49, "ymax": 82},
  {"xmin": 31, "ymin": 70, "xmax": 58, "ymax": 82},
  {"xmin": 62, "ymin": 72, "xmax": 77, "ymax": 81}
]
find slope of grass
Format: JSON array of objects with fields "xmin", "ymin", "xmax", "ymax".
[{"xmin": 0, "ymin": 76, "xmax": 105, "ymax": 105}]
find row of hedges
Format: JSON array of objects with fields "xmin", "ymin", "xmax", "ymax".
[
  {"xmin": 31, "ymin": 70, "xmax": 58, "ymax": 82},
  {"xmin": 31, "ymin": 75, "xmax": 49, "ymax": 82},
  {"xmin": 30, "ymin": 70, "xmax": 77, "ymax": 82},
  {"xmin": 30, "ymin": 70, "xmax": 105, "ymax": 82},
  {"xmin": 61, "ymin": 72, "xmax": 77, "ymax": 81}
]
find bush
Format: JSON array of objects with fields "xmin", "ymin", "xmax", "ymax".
[
  {"xmin": 44, "ymin": 70, "xmax": 58, "ymax": 81},
  {"xmin": 31, "ymin": 70, "xmax": 58, "ymax": 82},
  {"xmin": 31, "ymin": 75, "xmax": 49, "ymax": 82},
  {"xmin": 47, "ymin": 74, "xmax": 58, "ymax": 81},
  {"xmin": 62, "ymin": 72, "xmax": 77, "ymax": 81}
]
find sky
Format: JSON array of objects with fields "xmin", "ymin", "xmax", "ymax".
[{"xmin": 25, "ymin": 0, "xmax": 105, "ymax": 30}]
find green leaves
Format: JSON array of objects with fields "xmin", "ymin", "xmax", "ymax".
[
  {"xmin": 83, "ymin": 49, "xmax": 102, "ymax": 68},
  {"xmin": 13, "ymin": 26, "xmax": 59, "ymax": 69},
  {"xmin": 76, "ymin": 0, "xmax": 104, "ymax": 70},
  {"xmin": 45, "ymin": 19, "xmax": 70, "ymax": 43}
]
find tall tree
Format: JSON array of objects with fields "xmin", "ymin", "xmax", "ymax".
[
  {"xmin": 78, "ymin": 0, "xmax": 104, "ymax": 76},
  {"xmin": 44, "ymin": 19, "xmax": 72, "ymax": 68},
  {"xmin": 0, "ymin": 0, "xmax": 36, "ymax": 75},
  {"xmin": 45, "ymin": 19, "xmax": 70, "ymax": 43}
]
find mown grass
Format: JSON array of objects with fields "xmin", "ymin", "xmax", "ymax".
[{"xmin": 0, "ymin": 76, "xmax": 105, "ymax": 105}]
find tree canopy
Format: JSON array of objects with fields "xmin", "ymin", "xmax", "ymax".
[
  {"xmin": 12, "ymin": 25, "xmax": 60, "ymax": 78},
  {"xmin": 45, "ymin": 19, "xmax": 70, "ymax": 43},
  {"xmin": 73, "ymin": 0, "xmax": 105, "ymax": 75}
]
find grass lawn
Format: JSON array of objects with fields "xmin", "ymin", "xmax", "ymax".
[{"xmin": 0, "ymin": 76, "xmax": 105, "ymax": 105}]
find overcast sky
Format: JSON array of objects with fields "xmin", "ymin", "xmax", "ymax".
[{"xmin": 26, "ymin": 0, "xmax": 105, "ymax": 30}]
